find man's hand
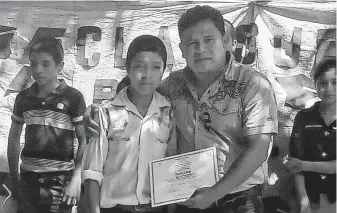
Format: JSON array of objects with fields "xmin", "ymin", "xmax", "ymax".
[
  {"xmin": 84, "ymin": 104, "xmax": 100, "ymax": 137},
  {"xmin": 180, "ymin": 187, "xmax": 215, "ymax": 209},
  {"xmin": 285, "ymin": 157, "xmax": 303, "ymax": 174},
  {"xmin": 62, "ymin": 177, "xmax": 81, "ymax": 206}
]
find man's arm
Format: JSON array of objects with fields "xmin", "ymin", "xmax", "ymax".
[
  {"xmin": 84, "ymin": 179, "xmax": 100, "ymax": 213},
  {"xmin": 182, "ymin": 134, "xmax": 272, "ymax": 209},
  {"xmin": 7, "ymin": 121, "xmax": 23, "ymax": 200},
  {"xmin": 212, "ymin": 134, "xmax": 271, "ymax": 199},
  {"xmin": 84, "ymin": 104, "xmax": 100, "ymax": 136}
]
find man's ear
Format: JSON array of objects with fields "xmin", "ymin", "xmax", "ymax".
[
  {"xmin": 179, "ymin": 42, "xmax": 186, "ymax": 59},
  {"xmin": 232, "ymin": 39, "xmax": 238, "ymax": 52},
  {"xmin": 222, "ymin": 34, "xmax": 229, "ymax": 48},
  {"xmin": 57, "ymin": 61, "xmax": 64, "ymax": 73}
]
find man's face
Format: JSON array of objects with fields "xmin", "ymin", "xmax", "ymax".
[{"xmin": 179, "ymin": 20, "xmax": 227, "ymax": 74}]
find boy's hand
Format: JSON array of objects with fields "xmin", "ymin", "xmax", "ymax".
[
  {"xmin": 62, "ymin": 176, "xmax": 81, "ymax": 206},
  {"xmin": 84, "ymin": 104, "xmax": 100, "ymax": 137}
]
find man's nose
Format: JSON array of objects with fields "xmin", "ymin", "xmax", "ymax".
[{"xmin": 195, "ymin": 41, "xmax": 206, "ymax": 52}]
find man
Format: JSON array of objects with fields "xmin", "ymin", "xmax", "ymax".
[{"xmin": 85, "ymin": 5, "xmax": 278, "ymax": 213}]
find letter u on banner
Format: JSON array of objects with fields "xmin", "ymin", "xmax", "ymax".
[{"xmin": 273, "ymin": 27, "xmax": 302, "ymax": 69}]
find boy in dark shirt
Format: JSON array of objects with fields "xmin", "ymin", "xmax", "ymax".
[{"xmin": 8, "ymin": 37, "xmax": 87, "ymax": 213}]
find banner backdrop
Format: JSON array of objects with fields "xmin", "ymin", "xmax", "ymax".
[{"xmin": 0, "ymin": 0, "xmax": 335, "ymax": 204}]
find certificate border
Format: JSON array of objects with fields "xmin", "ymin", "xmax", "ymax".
[{"xmin": 149, "ymin": 146, "xmax": 219, "ymax": 207}]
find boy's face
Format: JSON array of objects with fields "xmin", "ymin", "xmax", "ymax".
[
  {"xmin": 128, "ymin": 51, "xmax": 164, "ymax": 95},
  {"xmin": 315, "ymin": 67, "xmax": 336, "ymax": 105},
  {"xmin": 30, "ymin": 52, "xmax": 63, "ymax": 86},
  {"xmin": 179, "ymin": 20, "xmax": 227, "ymax": 75}
]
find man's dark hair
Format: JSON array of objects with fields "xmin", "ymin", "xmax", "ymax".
[
  {"xmin": 224, "ymin": 19, "xmax": 235, "ymax": 40},
  {"xmin": 125, "ymin": 34, "xmax": 167, "ymax": 71},
  {"xmin": 178, "ymin": 5, "xmax": 225, "ymax": 39},
  {"xmin": 313, "ymin": 58, "xmax": 336, "ymax": 81},
  {"xmin": 29, "ymin": 37, "xmax": 64, "ymax": 65}
]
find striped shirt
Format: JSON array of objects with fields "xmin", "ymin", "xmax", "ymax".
[{"xmin": 12, "ymin": 80, "xmax": 86, "ymax": 172}]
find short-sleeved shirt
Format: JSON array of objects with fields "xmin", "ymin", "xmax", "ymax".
[
  {"xmin": 82, "ymin": 87, "xmax": 176, "ymax": 208},
  {"xmin": 289, "ymin": 102, "xmax": 336, "ymax": 203},
  {"xmin": 159, "ymin": 53, "xmax": 278, "ymax": 193},
  {"xmin": 12, "ymin": 80, "xmax": 86, "ymax": 172}
]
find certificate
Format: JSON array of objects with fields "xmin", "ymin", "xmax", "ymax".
[{"xmin": 149, "ymin": 146, "xmax": 219, "ymax": 207}]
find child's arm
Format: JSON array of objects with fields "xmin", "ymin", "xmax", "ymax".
[
  {"xmin": 84, "ymin": 179, "xmax": 100, "ymax": 213},
  {"xmin": 294, "ymin": 174, "xmax": 312, "ymax": 213},
  {"xmin": 287, "ymin": 158, "xmax": 336, "ymax": 174},
  {"xmin": 7, "ymin": 121, "xmax": 24, "ymax": 200},
  {"xmin": 63, "ymin": 123, "xmax": 87, "ymax": 205}
]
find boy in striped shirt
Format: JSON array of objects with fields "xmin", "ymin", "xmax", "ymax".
[{"xmin": 8, "ymin": 37, "xmax": 86, "ymax": 213}]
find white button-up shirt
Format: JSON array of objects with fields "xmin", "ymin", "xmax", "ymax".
[{"xmin": 82, "ymin": 87, "xmax": 176, "ymax": 208}]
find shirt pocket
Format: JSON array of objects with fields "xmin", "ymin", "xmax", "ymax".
[
  {"xmin": 109, "ymin": 139, "xmax": 130, "ymax": 151},
  {"xmin": 151, "ymin": 138, "xmax": 168, "ymax": 160},
  {"xmin": 210, "ymin": 101, "xmax": 240, "ymax": 131}
]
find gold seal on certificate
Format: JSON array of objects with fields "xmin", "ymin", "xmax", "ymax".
[{"xmin": 149, "ymin": 146, "xmax": 219, "ymax": 207}]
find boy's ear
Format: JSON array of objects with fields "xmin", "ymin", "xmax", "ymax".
[{"xmin": 179, "ymin": 42, "xmax": 186, "ymax": 59}]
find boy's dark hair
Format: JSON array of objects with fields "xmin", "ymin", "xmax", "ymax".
[
  {"xmin": 178, "ymin": 5, "xmax": 225, "ymax": 39},
  {"xmin": 224, "ymin": 19, "xmax": 235, "ymax": 40},
  {"xmin": 0, "ymin": 33, "xmax": 14, "ymax": 51},
  {"xmin": 29, "ymin": 37, "xmax": 64, "ymax": 65},
  {"xmin": 125, "ymin": 35, "xmax": 167, "ymax": 71},
  {"xmin": 313, "ymin": 58, "xmax": 336, "ymax": 81}
]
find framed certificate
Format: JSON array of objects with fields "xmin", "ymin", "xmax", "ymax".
[{"xmin": 149, "ymin": 146, "xmax": 219, "ymax": 207}]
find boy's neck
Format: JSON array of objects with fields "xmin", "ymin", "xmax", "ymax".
[
  {"xmin": 127, "ymin": 87, "xmax": 153, "ymax": 117},
  {"xmin": 37, "ymin": 79, "xmax": 61, "ymax": 98}
]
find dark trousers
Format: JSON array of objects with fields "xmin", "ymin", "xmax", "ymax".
[
  {"xmin": 18, "ymin": 171, "xmax": 73, "ymax": 213},
  {"xmin": 100, "ymin": 205, "xmax": 166, "ymax": 213},
  {"xmin": 175, "ymin": 185, "xmax": 264, "ymax": 213}
]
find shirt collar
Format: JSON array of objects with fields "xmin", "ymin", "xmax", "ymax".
[
  {"xmin": 27, "ymin": 79, "xmax": 67, "ymax": 97},
  {"xmin": 112, "ymin": 86, "xmax": 171, "ymax": 117}
]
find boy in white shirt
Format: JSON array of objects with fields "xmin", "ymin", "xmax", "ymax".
[{"xmin": 82, "ymin": 35, "xmax": 176, "ymax": 213}]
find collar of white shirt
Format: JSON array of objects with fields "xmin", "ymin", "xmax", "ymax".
[{"xmin": 111, "ymin": 86, "xmax": 170, "ymax": 118}]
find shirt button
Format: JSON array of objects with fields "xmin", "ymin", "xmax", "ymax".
[
  {"xmin": 321, "ymin": 152, "xmax": 327, "ymax": 158},
  {"xmin": 321, "ymin": 175, "xmax": 326, "ymax": 180}
]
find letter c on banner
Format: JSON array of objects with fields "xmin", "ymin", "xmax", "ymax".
[{"xmin": 76, "ymin": 26, "xmax": 101, "ymax": 69}]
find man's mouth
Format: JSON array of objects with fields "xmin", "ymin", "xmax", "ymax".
[{"xmin": 194, "ymin": 58, "xmax": 211, "ymax": 62}]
